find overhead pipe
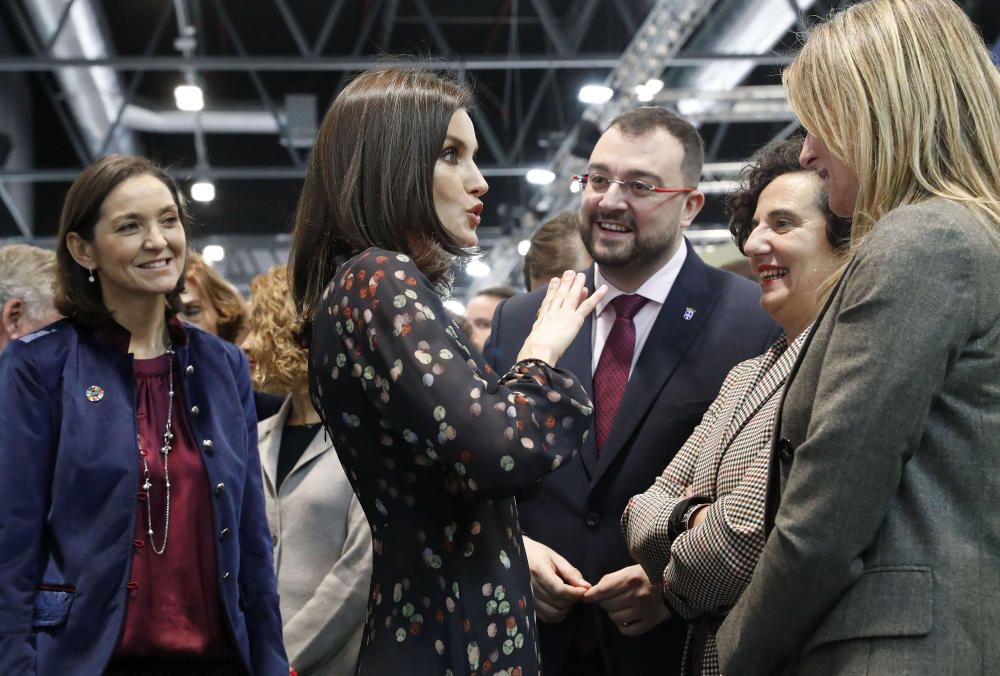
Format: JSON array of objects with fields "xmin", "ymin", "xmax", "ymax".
[{"xmin": 22, "ymin": 0, "xmax": 138, "ymax": 157}]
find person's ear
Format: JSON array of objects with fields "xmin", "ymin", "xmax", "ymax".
[
  {"xmin": 680, "ymin": 190, "xmax": 706, "ymax": 228},
  {"xmin": 1, "ymin": 297, "xmax": 24, "ymax": 340},
  {"xmin": 65, "ymin": 231, "xmax": 97, "ymax": 272}
]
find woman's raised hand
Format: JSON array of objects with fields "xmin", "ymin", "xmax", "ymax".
[{"xmin": 516, "ymin": 270, "xmax": 607, "ymax": 366}]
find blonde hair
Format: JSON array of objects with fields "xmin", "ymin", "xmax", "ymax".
[
  {"xmin": 784, "ymin": 0, "xmax": 1000, "ymax": 252},
  {"xmin": 247, "ymin": 265, "xmax": 307, "ymax": 395}
]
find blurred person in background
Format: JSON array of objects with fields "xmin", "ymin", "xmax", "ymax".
[
  {"xmin": 717, "ymin": 0, "xmax": 1000, "ymax": 672},
  {"xmin": 181, "ymin": 251, "xmax": 282, "ymax": 420},
  {"xmin": 0, "ymin": 244, "xmax": 61, "ymax": 352},
  {"xmin": 717, "ymin": 258, "xmax": 755, "ymax": 282},
  {"xmin": 0, "ymin": 154, "xmax": 286, "ymax": 675},
  {"xmin": 243, "ymin": 264, "xmax": 372, "ymax": 676},
  {"xmin": 622, "ymin": 137, "xmax": 850, "ymax": 675},
  {"xmin": 180, "ymin": 251, "xmax": 248, "ymax": 344},
  {"xmin": 463, "ymin": 285, "xmax": 516, "ymax": 353},
  {"xmin": 522, "ymin": 211, "xmax": 593, "ymax": 292}
]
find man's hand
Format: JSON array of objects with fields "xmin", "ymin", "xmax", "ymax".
[
  {"xmin": 582, "ymin": 564, "xmax": 670, "ymax": 636},
  {"xmin": 523, "ymin": 536, "xmax": 591, "ymax": 623}
]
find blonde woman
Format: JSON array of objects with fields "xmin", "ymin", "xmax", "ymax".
[
  {"xmin": 243, "ymin": 265, "xmax": 372, "ymax": 676},
  {"xmin": 717, "ymin": 1, "xmax": 1000, "ymax": 674}
]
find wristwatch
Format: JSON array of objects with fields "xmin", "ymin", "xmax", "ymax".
[{"xmin": 682, "ymin": 503, "xmax": 706, "ymax": 530}]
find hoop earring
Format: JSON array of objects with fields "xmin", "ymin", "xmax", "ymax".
[{"xmin": 88, "ymin": 267, "xmax": 95, "ymax": 283}]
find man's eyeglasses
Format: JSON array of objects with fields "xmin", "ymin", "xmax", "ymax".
[{"xmin": 572, "ymin": 173, "xmax": 696, "ymax": 199}]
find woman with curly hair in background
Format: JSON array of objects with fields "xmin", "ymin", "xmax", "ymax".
[{"xmin": 243, "ymin": 265, "xmax": 372, "ymax": 676}]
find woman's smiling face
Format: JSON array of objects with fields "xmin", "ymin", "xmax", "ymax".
[
  {"xmin": 744, "ymin": 171, "xmax": 839, "ymax": 339},
  {"xmin": 69, "ymin": 173, "xmax": 186, "ymax": 310}
]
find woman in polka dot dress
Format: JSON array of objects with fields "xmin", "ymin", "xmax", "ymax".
[{"xmin": 288, "ymin": 67, "xmax": 606, "ymax": 676}]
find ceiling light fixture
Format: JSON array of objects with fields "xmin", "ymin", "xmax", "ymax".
[
  {"xmin": 466, "ymin": 259, "xmax": 492, "ymax": 278},
  {"xmin": 578, "ymin": 85, "xmax": 613, "ymax": 105},
  {"xmin": 526, "ymin": 168, "xmax": 556, "ymax": 185},
  {"xmin": 190, "ymin": 180, "xmax": 215, "ymax": 202},
  {"xmin": 174, "ymin": 84, "xmax": 204, "ymax": 112},
  {"xmin": 443, "ymin": 299, "xmax": 466, "ymax": 315},
  {"xmin": 201, "ymin": 244, "xmax": 225, "ymax": 264}
]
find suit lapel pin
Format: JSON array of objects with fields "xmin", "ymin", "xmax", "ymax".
[
  {"xmin": 683, "ymin": 307, "xmax": 696, "ymax": 321},
  {"xmin": 85, "ymin": 385, "xmax": 104, "ymax": 402}
]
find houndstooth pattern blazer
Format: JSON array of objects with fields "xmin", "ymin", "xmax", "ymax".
[{"xmin": 621, "ymin": 329, "xmax": 808, "ymax": 675}]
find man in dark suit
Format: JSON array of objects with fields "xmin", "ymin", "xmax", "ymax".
[{"xmin": 484, "ymin": 107, "xmax": 780, "ymax": 675}]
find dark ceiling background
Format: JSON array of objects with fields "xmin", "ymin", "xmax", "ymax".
[{"xmin": 1, "ymin": 0, "xmax": 996, "ymax": 293}]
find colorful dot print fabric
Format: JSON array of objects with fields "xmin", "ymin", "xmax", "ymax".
[{"xmin": 308, "ymin": 248, "xmax": 594, "ymax": 676}]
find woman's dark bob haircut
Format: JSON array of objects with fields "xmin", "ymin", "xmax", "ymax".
[
  {"xmin": 727, "ymin": 137, "xmax": 851, "ymax": 254},
  {"xmin": 289, "ymin": 66, "xmax": 473, "ymax": 335},
  {"xmin": 54, "ymin": 154, "xmax": 192, "ymax": 326}
]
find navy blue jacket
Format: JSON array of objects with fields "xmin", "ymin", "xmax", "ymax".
[
  {"xmin": 0, "ymin": 319, "xmax": 288, "ymax": 675},
  {"xmin": 485, "ymin": 243, "xmax": 781, "ymax": 675}
]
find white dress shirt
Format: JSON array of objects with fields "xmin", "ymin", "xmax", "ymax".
[{"xmin": 591, "ymin": 242, "xmax": 687, "ymax": 376}]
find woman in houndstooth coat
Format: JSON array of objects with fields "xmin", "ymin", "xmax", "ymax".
[{"xmin": 621, "ymin": 138, "xmax": 850, "ymax": 676}]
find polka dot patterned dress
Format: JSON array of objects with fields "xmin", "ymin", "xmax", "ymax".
[{"xmin": 309, "ymin": 248, "xmax": 593, "ymax": 676}]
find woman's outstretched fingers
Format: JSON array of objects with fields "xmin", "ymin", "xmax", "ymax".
[
  {"xmin": 551, "ymin": 270, "xmax": 576, "ymax": 310},
  {"xmin": 536, "ymin": 277, "xmax": 559, "ymax": 320},
  {"xmin": 565, "ymin": 272, "xmax": 586, "ymax": 307},
  {"xmin": 577, "ymin": 284, "xmax": 608, "ymax": 317}
]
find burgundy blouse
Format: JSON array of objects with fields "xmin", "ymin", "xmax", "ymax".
[{"xmin": 104, "ymin": 320, "xmax": 233, "ymax": 659}]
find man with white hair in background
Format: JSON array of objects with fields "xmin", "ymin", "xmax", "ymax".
[{"xmin": 0, "ymin": 244, "xmax": 61, "ymax": 353}]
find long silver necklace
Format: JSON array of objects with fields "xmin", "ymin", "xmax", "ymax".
[{"xmin": 138, "ymin": 345, "xmax": 175, "ymax": 556}]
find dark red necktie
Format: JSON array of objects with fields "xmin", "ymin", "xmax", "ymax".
[{"xmin": 592, "ymin": 294, "xmax": 648, "ymax": 453}]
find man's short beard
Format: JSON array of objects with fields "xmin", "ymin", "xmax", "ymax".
[{"xmin": 579, "ymin": 214, "xmax": 679, "ymax": 272}]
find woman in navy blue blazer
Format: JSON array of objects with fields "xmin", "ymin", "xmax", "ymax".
[{"xmin": 0, "ymin": 155, "xmax": 288, "ymax": 675}]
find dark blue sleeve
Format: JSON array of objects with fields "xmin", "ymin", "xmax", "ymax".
[{"xmin": 0, "ymin": 342, "xmax": 58, "ymax": 674}]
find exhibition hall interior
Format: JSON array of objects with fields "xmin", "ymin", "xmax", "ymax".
[{"xmin": 0, "ymin": 0, "xmax": 996, "ymax": 304}]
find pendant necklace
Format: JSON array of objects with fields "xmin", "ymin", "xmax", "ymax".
[{"xmin": 138, "ymin": 344, "xmax": 175, "ymax": 555}]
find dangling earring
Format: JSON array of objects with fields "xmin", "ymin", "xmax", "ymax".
[{"xmin": 88, "ymin": 266, "xmax": 95, "ymax": 283}]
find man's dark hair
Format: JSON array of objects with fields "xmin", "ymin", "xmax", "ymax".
[
  {"xmin": 474, "ymin": 285, "xmax": 517, "ymax": 301},
  {"xmin": 522, "ymin": 211, "xmax": 591, "ymax": 291},
  {"xmin": 606, "ymin": 107, "xmax": 705, "ymax": 185}
]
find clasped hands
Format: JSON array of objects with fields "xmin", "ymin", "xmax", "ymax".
[{"xmin": 523, "ymin": 536, "xmax": 669, "ymax": 637}]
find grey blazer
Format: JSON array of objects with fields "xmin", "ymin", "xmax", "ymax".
[
  {"xmin": 259, "ymin": 398, "xmax": 373, "ymax": 676},
  {"xmin": 716, "ymin": 200, "xmax": 1000, "ymax": 675}
]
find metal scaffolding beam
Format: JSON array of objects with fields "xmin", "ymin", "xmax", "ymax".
[
  {"xmin": 0, "ymin": 165, "xmax": 555, "ymax": 183},
  {"xmin": 0, "ymin": 52, "xmax": 794, "ymax": 72}
]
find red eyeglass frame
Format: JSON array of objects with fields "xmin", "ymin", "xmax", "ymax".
[{"xmin": 572, "ymin": 174, "xmax": 697, "ymax": 194}]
